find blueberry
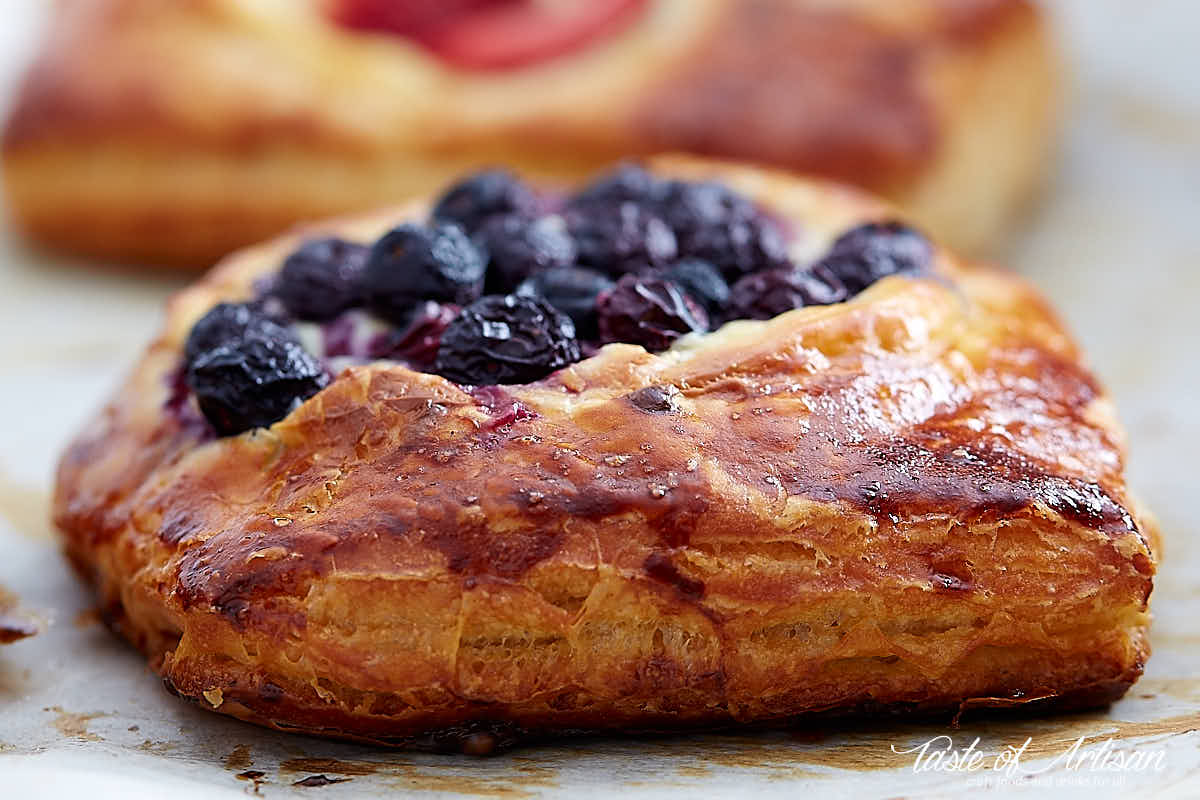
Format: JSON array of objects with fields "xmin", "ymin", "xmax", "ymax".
[
  {"xmin": 363, "ymin": 223, "xmax": 486, "ymax": 323},
  {"xmin": 368, "ymin": 300, "xmax": 460, "ymax": 370},
  {"xmin": 657, "ymin": 259, "xmax": 730, "ymax": 318},
  {"xmin": 816, "ymin": 221, "xmax": 932, "ymax": 294},
  {"xmin": 431, "ymin": 169, "xmax": 537, "ymax": 233},
  {"xmin": 186, "ymin": 332, "xmax": 328, "ymax": 436},
  {"xmin": 475, "ymin": 213, "xmax": 576, "ymax": 293},
  {"xmin": 184, "ymin": 302, "xmax": 290, "ymax": 363},
  {"xmin": 435, "ymin": 295, "xmax": 581, "ymax": 386},
  {"xmin": 515, "ymin": 265, "xmax": 614, "ymax": 340},
  {"xmin": 596, "ymin": 275, "xmax": 709, "ymax": 352},
  {"xmin": 567, "ymin": 202, "xmax": 677, "ymax": 276},
  {"xmin": 568, "ymin": 163, "xmax": 665, "ymax": 210},
  {"xmin": 274, "ymin": 237, "xmax": 368, "ymax": 321},
  {"xmin": 657, "ymin": 180, "xmax": 788, "ymax": 279},
  {"xmin": 728, "ymin": 264, "xmax": 848, "ymax": 321}
]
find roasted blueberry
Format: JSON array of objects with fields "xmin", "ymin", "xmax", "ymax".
[
  {"xmin": 186, "ymin": 332, "xmax": 328, "ymax": 436},
  {"xmin": 368, "ymin": 301, "xmax": 460, "ymax": 370},
  {"xmin": 515, "ymin": 265, "xmax": 614, "ymax": 339},
  {"xmin": 475, "ymin": 213, "xmax": 576, "ymax": 293},
  {"xmin": 184, "ymin": 302, "xmax": 290, "ymax": 363},
  {"xmin": 435, "ymin": 295, "xmax": 581, "ymax": 385},
  {"xmin": 274, "ymin": 237, "xmax": 368, "ymax": 321},
  {"xmin": 431, "ymin": 169, "xmax": 537, "ymax": 233},
  {"xmin": 728, "ymin": 264, "xmax": 848, "ymax": 321},
  {"xmin": 657, "ymin": 180, "xmax": 788, "ymax": 279},
  {"xmin": 363, "ymin": 223, "xmax": 486, "ymax": 323},
  {"xmin": 568, "ymin": 163, "xmax": 665, "ymax": 210},
  {"xmin": 817, "ymin": 221, "xmax": 933, "ymax": 294},
  {"xmin": 596, "ymin": 275, "xmax": 708, "ymax": 352},
  {"xmin": 657, "ymin": 259, "xmax": 730, "ymax": 318},
  {"xmin": 567, "ymin": 202, "xmax": 677, "ymax": 276}
]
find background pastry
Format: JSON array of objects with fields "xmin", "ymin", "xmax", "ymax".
[{"xmin": 2, "ymin": 0, "xmax": 1057, "ymax": 267}]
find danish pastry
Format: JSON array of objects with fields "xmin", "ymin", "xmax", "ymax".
[
  {"xmin": 54, "ymin": 158, "xmax": 1153, "ymax": 753},
  {"xmin": 4, "ymin": 0, "xmax": 1056, "ymax": 267}
]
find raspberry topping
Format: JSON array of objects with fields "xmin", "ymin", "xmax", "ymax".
[{"xmin": 332, "ymin": 0, "xmax": 649, "ymax": 71}]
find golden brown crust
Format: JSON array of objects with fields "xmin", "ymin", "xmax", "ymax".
[
  {"xmin": 3, "ymin": 0, "xmax": 1055, "ymax": 266},
  {"xmin": 52, "ymin": 158, "xmax": 1153, "ymax": 750}
]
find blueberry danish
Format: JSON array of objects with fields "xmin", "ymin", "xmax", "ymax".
[{"xmin": 55, "ymin": 158, "xmax": 1154, "ymax": 753}]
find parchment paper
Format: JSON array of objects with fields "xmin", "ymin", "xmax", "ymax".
[{"xmin": 1, "ymin": 1, "xmax": 1197, "ymax": 796}]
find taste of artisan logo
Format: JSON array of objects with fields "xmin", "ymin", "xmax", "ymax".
[{"xmin": 891, "ymin": 734, "xmax": 1167, "ymax": 784}]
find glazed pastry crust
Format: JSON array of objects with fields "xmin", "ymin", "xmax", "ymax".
[
  {"xmin": 3, "ymin": 0, "xmax": 1056, "ymax": 267},
  {"xmin": 54, "ymin": 158, "xmax": 1153, "ymax": 749}
]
